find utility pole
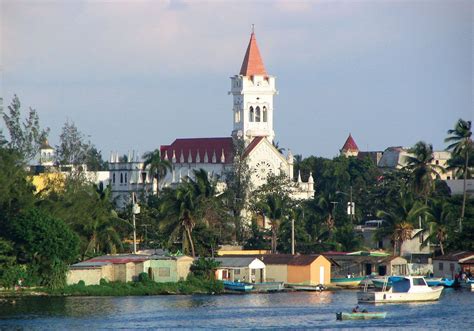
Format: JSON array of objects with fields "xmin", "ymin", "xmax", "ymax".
[
  {"xmin": 291, "ymin": 218, "xmax": 295, "ymax": 255},
  {"xmin": 131, "ymin": 192, "xmax": 140, "ymax": 254},
  {"xmin": 349, "ymin": 185, "xmax": 353, "ymax": 223}
]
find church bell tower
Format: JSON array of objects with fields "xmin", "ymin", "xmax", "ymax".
[{"xmin": 230, "ymin": 30, "xmax": 277, "ymax": 146}]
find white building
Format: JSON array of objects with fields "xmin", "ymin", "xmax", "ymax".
[
  {"xmin": 110, "ymin": 31, "xmax": 314, "ymax": 207},
  {"xmin": 160, "ymin": 31, "xmax": 314, "ymax": 197}
]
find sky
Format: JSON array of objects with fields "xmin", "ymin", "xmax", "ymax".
[{"xmin": 1, "ymin": 0, "xmax": 472, "ymax": 160}]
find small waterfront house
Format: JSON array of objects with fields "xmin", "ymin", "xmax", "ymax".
[
  {"xmin": 67, "ymin": 261, "xmax": 114, "ymax": 285},
  {"xmin": 148, "ymin": 256, "xmax": 194, "ymax": 283},
  {"xmin": 214, "ymin": 257, "xmax": 266, "ymax": 282},
  {"xmin": 217, "ymin": 254, "xmax": 332, "ymax": 285},
  {"xmin": 67, "ymin": 254, "xmax": 194, "ymax": 285},
  {"xmin": 324, "ymin": 251, "xmax": 407, "ymax": 277},
  {"xmin": 433, "ymin": 251, "xmax": 474, "ymax": 278},
  {"xmin": 260, "ymin": 254, "xmax": 332, "ymax": 285}
]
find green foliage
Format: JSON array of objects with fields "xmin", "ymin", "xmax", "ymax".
[
  {"xmin": 0, "ymin": 264, "xmax": 27, "ymax": 289},
  {"xmin": 0, "ymin": 148, "xmax": 36, "ymax": 220},
  {"xmin": 138, "ymin": 272, "xmax": 150, "ymax": 283},
  {"xmin": 142, "ymin": 149, "xmax": 171, "ymax": 195},
  {"xmin": 190, "ymin": 257, "xmax": 221, "ymax": 280},
  {"xmin": 6, "ymin": 209, "xmax": 79, "ymax": 287},
  {"xmin": 47, "ymin": 277, "xmax": 224, "ymax": 296},
  {"xmin": 38, "ymin": 178, "xmax": 130, "ymax": 259},
  {"xmin": 99, "ymin": 278, "xmax": 108, "ymax": 286},
  {"xmin": 1, "ymin": 94, "xmax": 50, "ymax": 161}
]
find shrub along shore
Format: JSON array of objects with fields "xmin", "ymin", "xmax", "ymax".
[{"xmin": 0, "ymin": 276, "xmax": 224, "ymax": 297}]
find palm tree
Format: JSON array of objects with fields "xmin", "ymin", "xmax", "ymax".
[
  {"xmin": 376, "ymin": 191, "xmax": 428, "ymax": 256},
  {"xmin": 159, "ymin": 170, "xmax": 218, "ymax": 258},
  {"xmin": 445, "ymin": 119, "xmax": 472, "ymax": 226},
  {"xmin": 421, "ymin": 200, "xmax": 454, "ymax": 255},
  {"xmin": 404, "ymin": 141, "xmax": 444, "ymax": 204},
  {"xmin": 259, "ymin": 194, "xmax": 285, "ymax": 253},
  {"xmin": 142, "ymin": 149, "xmax": 172, "ymax": 195},
  {"xmin": 160, "ymin": 183, "xmax": 198, "ymax": 257}
]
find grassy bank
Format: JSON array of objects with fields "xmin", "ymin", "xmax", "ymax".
[{"xmin": 46, "ymin": 277, "xmax": 224, "ymax": 296}]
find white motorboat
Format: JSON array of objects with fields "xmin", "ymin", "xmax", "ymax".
[{"xmin": 357, "ymin": 276, "xmax": 443, "ymax": 303}]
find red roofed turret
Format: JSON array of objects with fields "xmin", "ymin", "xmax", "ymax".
[
  {"xmin": 239, "ymin": 32, "xmax": 267, "ymax": 76},
  {"xmin": 341, "ymin": 134, "xmax": 359, "ymax": 157}
]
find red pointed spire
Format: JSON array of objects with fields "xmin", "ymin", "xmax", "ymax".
[
  {"xmin": 239, "ymin": 32, "xmax": 267, "ymax": 76},
  {"xmin": 341, "ymin": 134, "xmax": 359, "ymax": 152}
]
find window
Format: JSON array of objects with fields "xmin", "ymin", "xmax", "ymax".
[
  {"xmin": 413, "ymin": 278, "xmax": 426, "ymax": 286},
  {"xmin": 439, "ymin": 262, "xmax": 444, "ymax": 271},
  {"xmin": 263, "ymin": 106, "xmax": 267, "ymax": 122},
  {"xmin": 124, "ymin": 173, "xmax": 128, "ymax": 183},
  {"xmin": 255, "ymin": 106, "xmax": 261, "ymax": 122},
  {"xmin": 113, "ymin": 173, "xmax": 116, "ymax": 184},
  {"xmin": 435, "ymin": 160, "xmax": 439, "ymax": 165},
  {"xmin": 234, "ymin": 269, "xmax": 240, "ymax": 275},
  {"xmin": 249, "ymin": 107, "xmax": 254, "ymax": 122},
  {"xmin": 142, "ymin": 172, "xmax": 147, "ymax": 183},
  {"xmin": 158, "ymin": 267, "xmax": 170, "ymax": 277},
  {"xmin": 120, "ymin": 173, "xmax": 123, "ymax": 184},
  {"xmin": 450, "ymin": 263, "xmax": 455, "ymax": 271}
]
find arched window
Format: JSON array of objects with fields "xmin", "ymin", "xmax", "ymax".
[
  {"xmin": 249, "ymin": 106, "xmax": 254, "ymax": 122},
  {"xmin": 120, "ymin": 173, "xmax": 123, "ymax": 184},
  {"xmin": 255, "ymin": 106, "xmax": 261, "ymax": 122},
  {"xmin": 263, "ymin": 106, "xmax": 267, "ymax": 122},
  {"xmin": 113, "ymin": 173, "xmax": 116, "ymax": 184},
  {"xmin": 125, "ymin": 173, "xmax": 128, "ymax": 183}
]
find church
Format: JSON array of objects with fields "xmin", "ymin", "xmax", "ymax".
[{"xmin": 109, "ymin": 31, "xmax": 314, "ymax": 204}]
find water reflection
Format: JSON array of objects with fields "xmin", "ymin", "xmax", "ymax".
[{"xmin": 1, "ymin": 290, "xmax": 473, "ymax": 329}]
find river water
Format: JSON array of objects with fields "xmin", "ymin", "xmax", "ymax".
[{"xmin": 1, "ymin": 288, "xmax": 473, "ymax": 329}]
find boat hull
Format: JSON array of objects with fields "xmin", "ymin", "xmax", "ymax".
[
  {"xmin": 252, "ymin": 282, "xmax": 284, "ymax": 292},
  {"xmin": 223, "ymin": 281, "xmax": 253, "ymax": 292},
  {"xmin": 336, "ymin": 312, "xmax": 387, "ymax": 320},
  {"xmin": 331, "ymin": 277, "xmax": 365, "ymax": 288},
  {"xmin": 357, "ymin": 286, "xmax": 443, "ymax": 303},
  {"xmin": 291, "ymin": 284, "xmax": 325, "ymax": 291}
]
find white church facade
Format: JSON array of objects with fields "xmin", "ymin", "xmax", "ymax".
[{"xmin": 109, "ymin": 31, "xmax": 314, "ymax": 205}]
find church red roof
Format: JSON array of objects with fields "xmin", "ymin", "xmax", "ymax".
[
  {"xmin": 240, "ymin": 32, "xmax": 267, "ymax": 76},
  {"xmin": 341, "ymin": 134, "xmax": 359, "ymax": 152},
  {"xmin": 161, "ymin": 138, "xmax": 234, "ymax": 164}
]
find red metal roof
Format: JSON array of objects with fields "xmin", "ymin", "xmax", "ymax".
[
  {"xmin": 240, "ymin": 32, "xmax": 267, "ymax": 76},
  {"xmin": 161, "ymin": 137, "xmax": 234, "ymax": 164},
  {"xmin": 341, "ymin": 134, "xmax": 359, "ymax": 152}
]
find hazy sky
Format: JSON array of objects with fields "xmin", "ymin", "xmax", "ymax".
[{"xmin": 1, "ymin": 0, "xmax": 472, "ymax": 159}]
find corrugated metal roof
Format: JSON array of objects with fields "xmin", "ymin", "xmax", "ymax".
[
  {"xmin": 218, "ymin": 254, "xmax": 323, "ymax": 266},
  {"xmin": 70, "ymin": 261, "xmax": 111, "ymax": 269},
  {"xmin": 215, "ymin": 257, "xmax": 262, "ymax": 268}
]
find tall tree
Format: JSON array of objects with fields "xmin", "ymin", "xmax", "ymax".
[
  {"xmin": 376, "ymin": 191, "xmax": 428, "ymax": 256},
  {"xmin": 404, "ymin": 141, "xmax": 444, "ymax": 204},
  {"xmin": 445, "ymin": 119, "xmax": 472, "ymax": 227},
  {"xmin": 56, "ymin": 120, "xmax": 90, "ymax": 166},
  {"xmin": 421, "ymin": 200, "xmax": 454, "ymax": 255},
  {"xmin": 160, "ymin": 183, "xmax": 199, "ymax": 257},
  {"xmin": 1, "ymin": 95, "xmax": 50, "ymax": 160},
  {"xmin": 257, "ymin": 194, "xmax": 286, "ymax": 254},
  {"xmin": 223, "ymin": 138, "xmax": 252, "ymax": 242},
  {"xmin": 142, "ymin": 149, "xmax": 172, "ymax": 195}
]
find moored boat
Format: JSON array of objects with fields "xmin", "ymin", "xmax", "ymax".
[
  {"xmin": 223, "ymin": 280, "xmax": 253, "ymax": 292},
  {"xmin": 357, "ymin": 276, "xmax": 443, "ymax": 303},
  {"xmin": 460, "ymin": 278, "xmax": 474, "ymax": 290},
  {"xmin": 252, "ymin": 282, "xmax": 285, "ymax": 292},
  {"xmin": 331, "ymin": 276, "xmax": 365, "ymax": 288},
  {"xmin": 425, "ymin": 277, "xmax": 456, "ymax": 287},
  {"xmin": 290, "ymin": 284, "xmax": 325, "ymax": 291},
  {"xmin": 336, "ymin": 311, "xmax": 387, "ymax": 320},
  {"xmin": 371, "ymin": 276, "xmax": 404, "ymax": 289}
]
